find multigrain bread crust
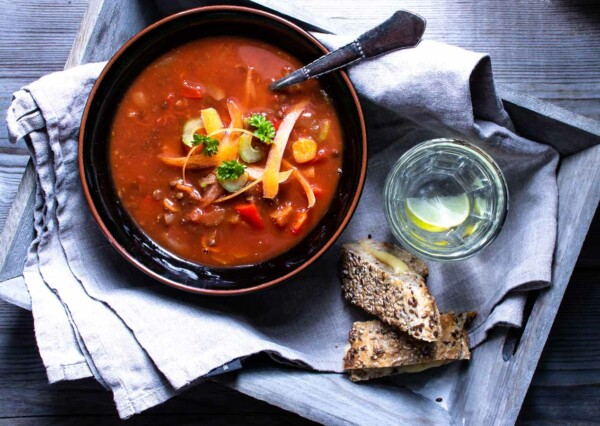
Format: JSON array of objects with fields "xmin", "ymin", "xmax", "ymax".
[
  {"xmin": 343, "ymin": 312, "xmax": 476, "ymax": 382},
  {"xmin": 340, "ymin": 239, "xmax": 441, "ymax": 342}
]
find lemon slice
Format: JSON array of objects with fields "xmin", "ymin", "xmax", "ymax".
[{"xmin": 406, "ymin": 194, "xmax": 470, "ymax": 232}]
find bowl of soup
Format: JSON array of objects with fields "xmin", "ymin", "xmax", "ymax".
[{"xmin": 79, "ymin": 6, "xmax": 367, "ymax": 294}]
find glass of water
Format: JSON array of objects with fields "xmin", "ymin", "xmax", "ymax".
[{"xmin": 384, "ymin": 138, "xmax": 508, "ymax": 261}]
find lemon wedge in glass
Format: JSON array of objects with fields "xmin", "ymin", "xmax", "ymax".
[{"xmin": 406, "ymin": 194, "xmax": 470, "ymax": 232}]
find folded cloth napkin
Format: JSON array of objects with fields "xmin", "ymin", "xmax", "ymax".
[{"xmin": 5, "ymin": 2, "xmax": 558, "ymax": 419}]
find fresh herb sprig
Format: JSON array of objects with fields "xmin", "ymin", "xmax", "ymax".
[
  {"xmin": 192, "ymin": 134, "xmax": 219, "ymax": 157},
  {"xmin": 248, "ymin": 114, "xmax": 276, "ymax": 144},
  {"xmin": 216, "ymin": 160, "xmax": 246, "ymax": 181}
]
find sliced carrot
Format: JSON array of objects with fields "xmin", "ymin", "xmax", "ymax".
[
  {"xmin": 163, "ymin": 198, "xmax": 180, "ymax": 213},
  {"xmin": 213, "ymin": 170, "xmax": 292, "ymax": 204},
  {"xmin": 292, "ymin": 138, "xmax": 317, "ymax": 164},
  {"xmin": 245, "ymin": 165, "xmax": 265, "ymax": 181},
  {"xmin": 302, "ymin": 166, "xmax": 316, "ymax": 178},
  {"xmin": 263, "ymin": 102, "xmax": 307, "ymax": 199},
  {"xmin": 226, "ymin": 98, "xmax": 243, "ymax": 129},
  {"xmin": 161, "ymin": 105, "xmax": 244, "ymax": 181},
  {"xmin": 218, "ymin": 99, "xmax": 243, "ymax": 161},
  {"xmin": 282, "ymin": 159, "xmax": 315, "ymax": 208},
  {"xmin": 290, "ymin": 210, "xmax": 308, "ymax": 235},
  {"xmin": 244, "ymin": 67, "xmax": 256, "ymax": 107}
]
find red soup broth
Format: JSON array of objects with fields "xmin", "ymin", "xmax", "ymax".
[{"xmin": 110, "ymin": 36, "xmax": 343, "ymax": 266}]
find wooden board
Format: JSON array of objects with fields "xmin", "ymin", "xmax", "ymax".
[{"xmin": 0, "ymin": 0, "xmax": 599, "ymax": 424}]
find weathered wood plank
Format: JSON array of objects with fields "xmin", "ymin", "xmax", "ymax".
[
  {"xmin": 0, "ymin": 161, "xmax": 34, "ymax": 275},
  {"xmin": 80, "ymin": 0, "xmax": 160, "ymax": 64},
  {"xmin": 308, "ymin": 0, "xmax": 600, "ymax": 121},
  {"xmin": 531, "ymin": 269, "xmax": 600, "ymax": 387},
  {"xmin": 519, "ymin": 384, "xmax": 600, "ymax": 424},
  {"xmin": 0, "ymin": 0, "xmax": 89, "ymax": 152},
  {"xmin": 220, "ymin": 367, "xmax": 452, "ymax": 425},
  {"xmin": 576, "ymin": 208, "xmax": 600, "ymax": 268},
  {"xmin": 0, "ymin": 155, "xmax": 29, "ymax": 232},
  {"xmin": 499, "ymin": 86, "xmax": 600, "ymax": 156},
  {"xmin": 449, "ymin": 144, "xmax": 600, "ymax": 425}
]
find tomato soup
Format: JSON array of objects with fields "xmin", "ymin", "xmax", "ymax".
[{"xmin": 110, "ymin": 36, "xmax": 343, "ymax": 266}]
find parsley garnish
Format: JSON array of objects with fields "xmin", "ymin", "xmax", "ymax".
[
  {"xmin": 248, "ymin": 114, "xmax": 276, "ymax": 144},
  {"xmin": 192, "ymin": 134, "xmax": 219, "ymax": 157},
  {"xmin": 216, "ymin": 160, "xmax": 246, "ymax": 181}
]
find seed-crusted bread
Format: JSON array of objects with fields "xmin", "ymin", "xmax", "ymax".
[
  {"xmin": 343, "ymin": 312, "xmax": 475, "ymax": 382},
  {"xmin": 340, "ymin": 239, "xmax": 441, "ymax": 342}
]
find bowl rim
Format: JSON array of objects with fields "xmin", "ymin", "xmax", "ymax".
[{"xmin": 78, "ymin": 5, "xmax": 367, "ymax": 295}]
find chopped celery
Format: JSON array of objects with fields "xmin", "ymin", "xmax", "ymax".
[
  {"xmin": 317, "ymin": 119, "xmax": 331, "ymax": 142},
  {"xmin": 239, "ymin": 134, "xmax": 265, "ymax": 163},
  {"xmin": 181, "ymin": 118, "xmax": 204, "ymax": 147},
  {"xmin": 219, "ymin": 171, "xmax": 249, "ymax": 193}
]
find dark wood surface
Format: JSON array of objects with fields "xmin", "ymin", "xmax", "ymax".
[{"xmin": 0, "ymin": 0, "xmax": 599, "ymax": 424}]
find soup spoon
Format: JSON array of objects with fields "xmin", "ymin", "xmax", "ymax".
[{"xmin": 270, "ymin": 10, "xmax": 426, "ymax": 91}]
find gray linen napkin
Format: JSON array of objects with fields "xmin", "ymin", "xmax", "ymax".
[{"xmin": 4, "ymin": 6, "xmax": 558, "ymax": 420}]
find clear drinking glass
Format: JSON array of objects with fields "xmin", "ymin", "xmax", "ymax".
[{"xmin": 384, "ymin": 138, "xmax": 509, "ymax": 261}]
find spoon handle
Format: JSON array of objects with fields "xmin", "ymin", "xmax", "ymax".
[{"xmin": 270, "ymin": 10, "xmax": 426, "ymax": 90}]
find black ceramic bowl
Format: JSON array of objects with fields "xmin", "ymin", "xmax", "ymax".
[{"xmin": 79, "ymin": 6, "xmax": 367, "ymax": 295}]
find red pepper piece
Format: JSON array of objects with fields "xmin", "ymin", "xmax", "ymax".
[
  {"xmin": 311, "ymin": 185, "xmax": 324, "ymax": 198},
  {"xmin": 290, "ymin": 210, "xmax": 308, "ymax": 235},
  {"xmin": 181, "ymin": 80, "xmax": 205, "ymax": 99},
  {"xmin": 235, "ymin": 203, "xmax": 264, "ymax": 229}
]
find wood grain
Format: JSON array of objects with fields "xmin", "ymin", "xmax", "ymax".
[
  {"xmin": 0, "ymin": 0, "xmax": 598, "ymax": 424},
  {"xmin": 310, "ymin": 0, "xmax": 600, "ymax": 122},
  {"xmin": 0, "ymin": 0, "xmax": 89, "ymax": 152},
  {"xmin": 521, "ymin": 272, "xmax": 600, "ymax": 425},
  {"xmin": 0, "ymin": 155, "xmax": 29, "ymax": 231}
]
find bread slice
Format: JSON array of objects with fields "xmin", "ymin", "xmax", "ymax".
[
  {"xmin": 343, "ymin": 312, "xmax": 475, "ymax": 382},
  {"xmin": 341, "ymin": 239, "xmax": 441, "ymax": 342}
]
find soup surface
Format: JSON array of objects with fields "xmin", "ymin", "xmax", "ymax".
[{"xmin": 110, "ymin": 36, "xmax": 343, "ymax": 266}]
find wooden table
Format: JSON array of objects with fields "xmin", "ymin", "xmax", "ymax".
[{"xmin": 1, "ymin": 1, "xmax": 598, "ymax": 424}]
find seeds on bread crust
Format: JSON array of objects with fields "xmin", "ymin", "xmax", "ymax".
[
  {"xmin": 343, "ymin": 312, "xmax": 475, "ymax": 382},
  {"xmin": 341, "ymin": 239, "xmax": 441, "ymax": 342}
]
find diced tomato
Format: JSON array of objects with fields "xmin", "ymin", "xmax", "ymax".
[
  {"xmin": 235, "ymin": 203, "xmax": 264, "ymax": 229},
  {"xmin": 181, "ymin": 80, "xmax": 205, "ymax": 99},
  {"xmin": 290, "ymin": 210, "xmax": 308, "ymax": 235},
  {"xmin": 311, "ymin": 185, "xmax": 324, "ymax": 197}
]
